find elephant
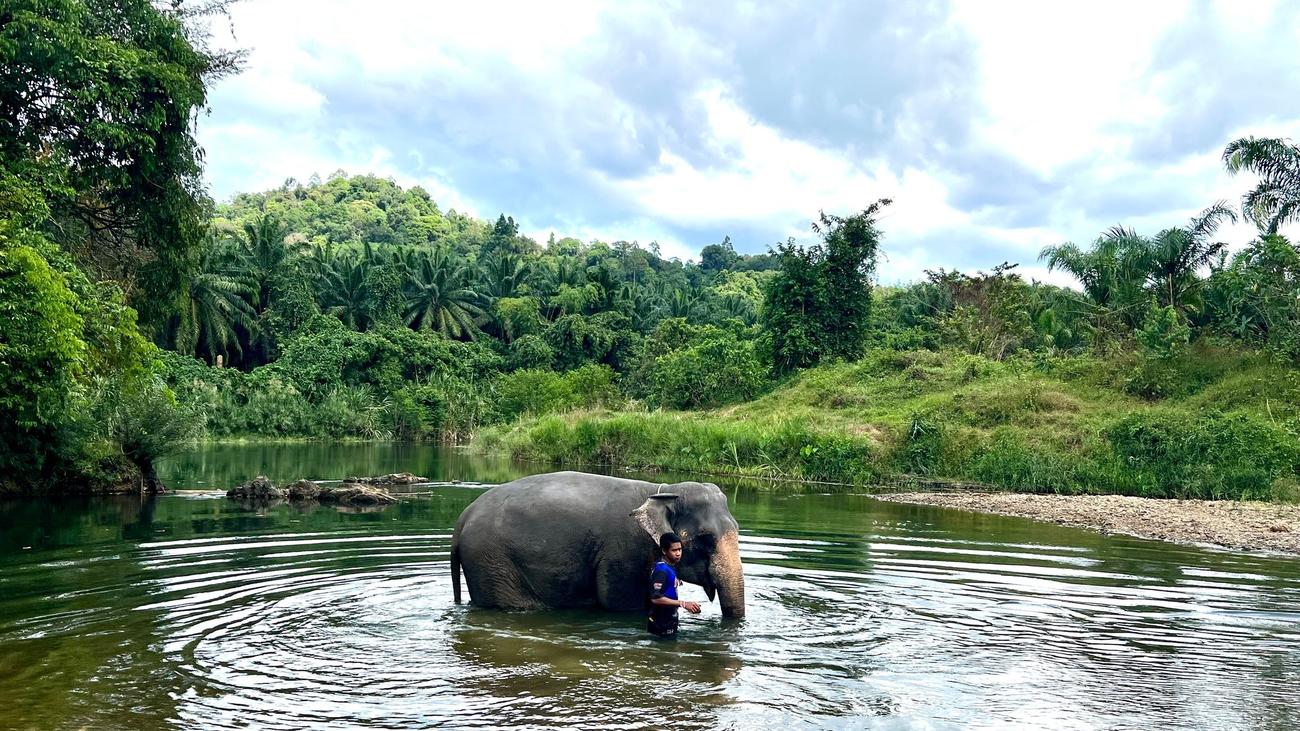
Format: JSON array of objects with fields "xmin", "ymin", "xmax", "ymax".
[{"xmin": 450, "ymin": 471, "xmax": 745, "ymax": 618}]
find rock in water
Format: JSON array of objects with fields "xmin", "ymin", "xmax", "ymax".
[
  {"xmin": 319, "ymin": 484, "xmax": 399, "ymax": 506},
  {"xmin": 286, "ymin": 479, "xmax": 321, "ymax": 501},
  {"xmin": 227, "ymin": 475, "xmax": 284, "ymax": 501},
  {"xmin": 342, "ymin": 472, "xmax": 427, "ymax": 486}
]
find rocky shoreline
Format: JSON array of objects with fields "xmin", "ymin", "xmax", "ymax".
[{"xmin": 876, "ymin": 492, "xmax": 1300, "ymax": 555}]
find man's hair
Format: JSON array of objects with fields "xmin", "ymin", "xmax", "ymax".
[{"xmin": 659, "ymin": 532, "xmax": 682, "ymax": 551}]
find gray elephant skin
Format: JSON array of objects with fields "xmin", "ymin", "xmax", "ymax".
[{"xmin": 450, "ymin": 471, "xmax": 745, "ymax": 618}]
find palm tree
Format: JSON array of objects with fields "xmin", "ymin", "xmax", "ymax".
[
  {"xmin": 1223, "ymin": 136, "xmax": 1300, "ymax": 234},
  {"xmin": 481, "ymin": 251, "xmax": 531, "ymax": 298},
  {"xmin": 404, "ymin": 248, "xmax": 489, "ymax": 338},
  {"xmin": 239, "ymin": 213, "xmax": 298, "ymax": 313},
  {"xmin": 319, "ymin": 252, "xmax": 370, "ymax": 330},
  {"xmin": 1040, "ymin": 227, "xmax": 1147, "ymax": 308},
  {"xmin": 234, "ymin": 213, "xmax": 308, "ymax": 362},
  {"xmin": 1137, "ymin": 202, "xmax": 1236, "ymax": 311},
  {"xmin": 1040, "ymin": 227, "xmax": 1153, "ymax": 326},
  {"xmin": 177, "ymin": 235, "xmax": 258, "ymax": 362},
  {"xmin": 665, "ymin": 288, "xmax": 701, "ymax": 319},
  {"xmin": 536, "ymin": 256, "xmax": 585, "ymax": 296}
]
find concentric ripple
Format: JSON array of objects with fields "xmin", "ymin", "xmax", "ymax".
[{"xmin": 2, "ymin": 483, "xmax": 1300, "ymax": 730}]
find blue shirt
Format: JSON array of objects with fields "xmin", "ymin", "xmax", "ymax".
[{"xmin": 649, "ymin": 560, "xmax": 678, "ymax": 602}]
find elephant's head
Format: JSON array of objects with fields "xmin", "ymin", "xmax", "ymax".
[{"xmin": 631, "ymin": 482, "xmax": 745, "ymax": 618}]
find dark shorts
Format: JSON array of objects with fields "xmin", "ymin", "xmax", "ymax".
[{"xmin": 647, "ymin": 613, "xmax": 679, "ymax": 639}]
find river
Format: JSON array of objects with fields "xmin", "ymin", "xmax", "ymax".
[{"xmin": 1, "ymin": 442, "xmax": 1298, "ymax": 729}]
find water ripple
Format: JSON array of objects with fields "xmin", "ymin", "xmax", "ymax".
[{"xmin": 3, "ymin": 492, "xmax": 1300, "ymax": 730}]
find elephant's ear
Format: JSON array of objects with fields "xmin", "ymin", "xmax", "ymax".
[{"xmin": 630, "ymin": 497, "xmax": 673, "ymax": 543}]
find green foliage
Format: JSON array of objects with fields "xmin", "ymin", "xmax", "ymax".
[
  {"xmin": 1137, "ymin": 305, "xmax": 1191, "ymax": 361},
  {"xmin": 0, "ymin": 0, "xmax": 236, "ymax": 328},
  {"xmin": 1223, "ymin": 136, "xmax": 1300, "ymax": 234},
  {"xmin": 545, "ymin": 311, "xmax": 636, "ymax": 370},
  {"xmin": 0, "ymin": 242, "xmax": 86, "ymax": 475},
  {"xmin": 494, "ymin": 365, "xmax": 620, "ymax": 420},
  {"xmin": 507, "ymin": 334, "xmax": 555, "ymax": 370},
  {"xmin": 1127, "ymin": 305, "xmax": 1192, "ymax": 398},
  {"xmin": 647, "ymin": 334, "xmax": 766, "ymax": 410},
  {"xmin": 1204, "ymin": 235, "xmax": 1300, "ymax": 361},
  {"xmin": 763, "ymin": 201, "xmax": 890, "ymax": 372},
  {"xmin": 495, "ymin": 296, "xmax": 542, "ymax": 341},
  {"xmin": 1107, "ymin": 411, "xmax": 1300, "ymax": 499}
]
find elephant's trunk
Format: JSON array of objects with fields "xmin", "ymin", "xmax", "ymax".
[{"xmin": 709, "ymin": 531, "xmax": 745, "ymax": 618}]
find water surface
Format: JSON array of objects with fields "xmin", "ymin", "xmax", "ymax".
[{"xmin": 1, "ymin": 443, "xmax": 1298, "ymax": 729}]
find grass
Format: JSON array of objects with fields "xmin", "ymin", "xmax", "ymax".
[{"xmin": 475, "ymin": 347, "xmax": 1300, "ymax": 500}]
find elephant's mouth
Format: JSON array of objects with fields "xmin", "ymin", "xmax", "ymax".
[{"xmin": 703, "ymin": 575, "xmax": 717, "ymax": 602}]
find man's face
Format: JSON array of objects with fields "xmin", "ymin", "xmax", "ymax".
[{"xmin": 663, "ymin": 541, "xmax": 683, "ymax": 565}]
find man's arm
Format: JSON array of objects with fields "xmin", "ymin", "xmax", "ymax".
[{"xmin": 649, "ymin": 569, "xmax": 701, "ymax": 613}]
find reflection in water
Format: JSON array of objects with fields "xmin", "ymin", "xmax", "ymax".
[{"xmin": 0, "ymin": 444, "xmax": 1297, "ymax": 729}]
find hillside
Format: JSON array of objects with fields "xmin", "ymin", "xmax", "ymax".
[{"xmin": 477, "ymin": 346, "xmax": 1300, "ymax": 500}]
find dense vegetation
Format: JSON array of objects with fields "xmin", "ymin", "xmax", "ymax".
[
  {"xmin": 0, "ymin": 0, "xmax": 237, "ymax": 491},
  {"xmin": 5, "ymin": 2, "xmax": 1300, "ymax": 500}
]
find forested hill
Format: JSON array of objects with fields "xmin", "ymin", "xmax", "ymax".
[{"xmin": 178, "ymin": 173, "xmax": 777, "ymax": 371}]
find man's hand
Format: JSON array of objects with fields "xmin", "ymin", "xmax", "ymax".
[{"xmin": 681, "ymin": 600, "xmax": 702, "ymax": 614}]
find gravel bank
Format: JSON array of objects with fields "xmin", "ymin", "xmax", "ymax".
[{"xmin": 876, "ymin": 492, "xmax": 1300, "ymax": 555}]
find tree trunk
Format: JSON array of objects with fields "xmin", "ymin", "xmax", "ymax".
[{"xmin": 136, "ymin": 457, "xmax": 166, "ymax": 494}]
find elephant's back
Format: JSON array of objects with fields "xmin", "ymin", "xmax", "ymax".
[{"xmin": 458, "ymin": 471, "xmax": 654, "ymax": 532}]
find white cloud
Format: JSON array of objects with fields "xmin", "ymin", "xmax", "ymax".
[{"xmin": 197, "ymin": 0, "xmax": 1300, "ymax": 283}]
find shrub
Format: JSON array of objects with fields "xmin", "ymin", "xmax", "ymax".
[
  {"xmin": 1107, "ymin": 411, "xmax": 1300, "ymax": 499},
  {"xmin": 507, "ymin": 334, "xmax": 555, "ymax": 370},
  {"xmin": 496, "ymin": 370, "xmax": 573, "ymax": 420},
  {"xmin": 647, "ymin": 335, "xmax": 767, "ymax": 409}
]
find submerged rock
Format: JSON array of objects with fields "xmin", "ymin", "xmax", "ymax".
[
  {"xmin": 227, "ymin": 475, "xmax": 284, "ymax": 501},
  {"xmin": 318, "ymin": 484, "xmax": 399, "ymax": 506},
  {"xmin": 343, "ymin": 472, "xmax": 428, "ymax": 486}
]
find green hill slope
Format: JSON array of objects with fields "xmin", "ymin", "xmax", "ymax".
[{"xmin": 477, "ymin": 346, "xmax": 1300, "ymax": 500}]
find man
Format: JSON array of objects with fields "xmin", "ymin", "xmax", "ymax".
[{"xmin": 647, "ymin": 532, "xmax": 701, "ymax": 638}]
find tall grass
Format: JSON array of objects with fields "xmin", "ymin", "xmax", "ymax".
[{"xmin": 476, "ymin": 347, "xmax": 1300, "ymax": 500}]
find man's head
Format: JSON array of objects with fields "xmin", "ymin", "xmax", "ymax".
[{"xmin": 660, "ymin": 532, "xmax": 683, "ymax": 565}]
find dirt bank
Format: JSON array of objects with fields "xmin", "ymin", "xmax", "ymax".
[{"xmin": 875, "ymin": 492, "xmax": 1300, "ymax": 555}]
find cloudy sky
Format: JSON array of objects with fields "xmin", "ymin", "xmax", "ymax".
[{"xmin": 199, "ymin": 0, "xmax": 1300, "ymax": 282}]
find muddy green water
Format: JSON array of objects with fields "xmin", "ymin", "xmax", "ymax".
[{"xmin": 2, "ymin": 443, "xmax": 1300, "ymax": 729}]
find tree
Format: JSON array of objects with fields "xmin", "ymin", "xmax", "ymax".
[
  {"xmin": 1043, "ymin": 203, "xmax": 1236, "ymax": 322},
  {"xmin": 1136, "ymin": 202, "xmax": 1236, "ymax": 312},
  {"xmin": 1040, "ymin": 228, "xmax": 1149, "ymax": 315},
  {"xmin": 481, "ymin": 251, "xmax": 531, "ymax": 298},
  {"xmin": 700, "ymin": 236, "xmax": 740, "ymax": 273},
  {"xmin": 404, "ymin": 247, "xmax": 488, "ymax": 338},
  {"xmin": 0, "ymin": 240, "xmax": 86, "ymax": 480},
  {"xmin": 239, "ymin": 214, "xmax": 297, "ymax": 314},
  {"xmin": 1204, "ymin": 235, "xmax": 1300, "ymax": 359},
  {"xmin": 483, "ymin": 214, "xmax": 533, "ymax": 257},
  {"xmin": 0, "ymin": 0, "xmax": 242, "ymax": 327},
  {"xmin": 176, "ymin": 235, "xmax": 257, "ymax": 362},
  {"xmin": 318, "ymin": 252, "xmax": 370, "ymax": 330},
  {"xmin": 762, "ymin": 200, "xmax": 890, "ymax": 372},
  {"xmin": 1223, "ymin": 136, "xmax": 1300, "ymax": 234}
]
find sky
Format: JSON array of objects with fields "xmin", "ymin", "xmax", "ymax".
[{"xmin": 198, "ymin": 0, "xmax": 1300, "ymax": 283}]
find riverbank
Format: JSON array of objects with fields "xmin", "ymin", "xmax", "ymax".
[
  {"xmin": 475, "ymin": 348, "xmax": 1300, "ymax": 501},
  {"xmin": 876, "ymin": 492, "xmax": 1300, "ymax": 554}
]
